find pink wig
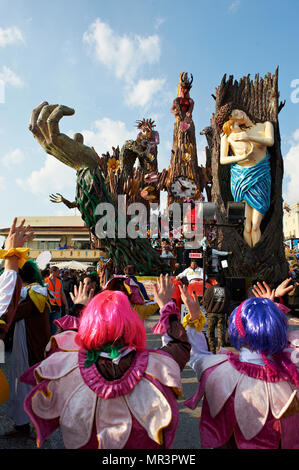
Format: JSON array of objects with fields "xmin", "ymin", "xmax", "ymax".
[{"xmin": 76, "ymin": 290, "xmax": 146, "ymax": 351}]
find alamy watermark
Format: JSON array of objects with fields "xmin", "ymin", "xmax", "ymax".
[
  {"xmin": 94, "ymin": 197, "xmax": 206, "ymax": 249},
  {"xmin": 290, "ymin": 79, "xmax": 299, "ymax": 104}
]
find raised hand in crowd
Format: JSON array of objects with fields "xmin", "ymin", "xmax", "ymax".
[
  {"xmin": 2, "ymin": 218, "xmax": 34, "ymax": 271},
  {"xmin": 4, "ymin": 218, "xmax": 33, "ymax": 250},
  {"xmin": 252, "ymin": 281, "xmax": 275, "ymax": 301},
  {"xmin": 252, "ymin": 278, "xmax": 294, "ymax": 301},
  {"xmin": 178, "ymin": 284, "xmax": 200, "ymax": 321},
  {"xmin": 274, "ymin": 277, "xmax": 294, "ymax": 297},
  {"xmin": 152, "ymin": 274, "xmax": 175, "ymax": 310},
  {"xmin": 70, "ymin": 281, "xmax": 94, "ymax": 306}
]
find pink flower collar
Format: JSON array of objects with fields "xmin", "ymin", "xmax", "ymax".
[
  {"xmin": 78, "ymin": 348, "xmax": 149, "ymax": 399},
  {"xmin": 227, "ymin": 350, "xmax": 299, "ymax": 385}
]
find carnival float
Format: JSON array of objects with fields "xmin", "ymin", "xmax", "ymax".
[{"xmin": 29, "ymin": 69, "xmax": 289, "ymax": 287}]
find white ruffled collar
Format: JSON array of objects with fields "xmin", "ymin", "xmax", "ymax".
[
  {"xmin": 20, "ymin": 283, "xmax": 48, "ymax": 301},
  {"xmin": 239, "ymin": 347, "xmax": 266, "ymax": 366},
  {"xmin": 98, "ymin": 345, "xmax": 136, "ymax": 364}
]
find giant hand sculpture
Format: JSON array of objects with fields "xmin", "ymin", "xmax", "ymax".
[
  {"xmin": 28, "ymin": 102, "xmax": 170, "ymax": 275},
  {"xmin": 29, "ymin": 102, "xmax": 98, "ymax": 171}
]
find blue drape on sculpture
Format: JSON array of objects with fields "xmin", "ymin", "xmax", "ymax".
[{"xmin": 230, "ymin": 153, "xmax": 271, "ymax": 217}]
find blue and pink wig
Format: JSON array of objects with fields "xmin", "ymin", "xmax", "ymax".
[
  {"xmin": 76, "ymin": 290, "xmax": 146, "ymax": 351},
  {"xmin": 228, "ymin": 297, "xmax": 299, "ymax": 385},
  {"xmin": 228, "ymin": 297, "xmax": 288, "ymax": 355}
]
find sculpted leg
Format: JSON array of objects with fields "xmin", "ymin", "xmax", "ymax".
[
  {"xmin": 251, "ymin": 209, "xmax": 263, "ymax": 247},
  {"xmin": 243, "ymin": 203, "xmax": 253, "ymax": 247}
]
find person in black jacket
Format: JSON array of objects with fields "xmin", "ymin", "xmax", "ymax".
[
  {"xmin": 62, "ymin": 269, "xmax": 77, "ymax": 309},
  {"xmin": 200, "ymin": 272, "xmax": 231, "ymax": 354}
]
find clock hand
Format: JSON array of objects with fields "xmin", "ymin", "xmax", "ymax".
[{"xmin": 178, "ymin": 181, "xmax": 188, "ymax": 191}]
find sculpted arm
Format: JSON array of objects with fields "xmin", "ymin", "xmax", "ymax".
[
  {"xmin": 246, "ymin": 121, "xmax": 274, "ymax": 147},
  {"xmin": 170, "ymin": 98, "xmax": 178, "ymax": 116},
  {"xmin": 186, "ymin": 98, "xmax": 194, "ymax": 117},
  {"xmin": 220, "ymin": 134, "xmax": 253, "ymax": 165},
  {"xmin": 153, "ymin": 130, "xmax": 160, "ymax": 146},
  {"xmin": 49, "ymin": 193, "xmax": 78, "ymax": 209}
]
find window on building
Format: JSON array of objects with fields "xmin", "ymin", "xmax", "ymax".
[
  {"xmin": 48, "ymin": 241, "xmax": 60, "ymax": 250},
  {"xmin": 71, "ymin": 239, "xmax": 90, "ymax": 249},
  {"xmin": 34, "ymin": 240, "xmax": 61, "ymax": 250},
  {"xmin": 37, "ymin": 241, "xmax": 46, "ymax": 250},
  {"xmin": 77, "ymin": 241, "xmax": 90, "ymax": 250}
]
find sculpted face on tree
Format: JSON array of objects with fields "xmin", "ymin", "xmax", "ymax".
[
  {"xmin": 142, "ymin": 128, "xmax": 152, "ymax": 139},
  {"xmin": 230, "ymin": 109, "xmax": 248, "ymax": 124}
]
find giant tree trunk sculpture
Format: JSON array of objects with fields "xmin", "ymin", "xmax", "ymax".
[{"xmin": 206, "ymin": 68, "xmax": 288, "ymax": 284}]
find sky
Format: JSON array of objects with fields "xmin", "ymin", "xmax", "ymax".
[{"xmin": 0, "ymin": 0, "xmax": 299, "ymax": 243}]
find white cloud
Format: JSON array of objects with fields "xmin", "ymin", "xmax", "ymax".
[
  {"xmin": 292, "ymin": 129, "xmax": 299, "ymax": 141},
  {"xmin": 0, "ymin": 26, "xmax": 24, "ymax": 47},
  {"xmin": 125, "ymin": 78, "xmax": 166, "ymax": 108},
  {"xmin": 0, "ymin": 66, "xmax": 24, "ymax": 88},
  {"xmin": 16, "ymin": 155, "xmax": 76, "ymax": 196},
  {"xmin": 283, "ymin": 130, "xmax": 299, "ymax": 205},
  {"xmin": 81, "ymin": 117, "xmax": 136, "ymax": 154},
  {"xmin": 154, "ymin": 17, "xmax": 166, "ymax": 30},
  {"xmin": 1, "ymin": 148, "xmax": 24, "ymax": 167},
  {"xmin": 229, "ymin": 0, "xmax": 241, "ymax": 12},
  {"xmin": 83, "ymin": 18, "xmax": 161, "ymax": 82}
]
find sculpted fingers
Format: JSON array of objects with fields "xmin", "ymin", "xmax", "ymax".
[
  {"xmin": 37, "ymin": 104, "xmax": 58, "ymax": 144},
  {"xmin": 47, "ymin": 105, "xmax": 75, "ymax": 140},
  {"xmin": 49, "ymin": 193, "xmax": 63, "ymax": 203},
  {"xmin": 29, "ymin": 101, "xmax": 49, "ymax": 142}
]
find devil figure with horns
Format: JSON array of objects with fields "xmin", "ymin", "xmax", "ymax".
[
  {"xmin": 167, "ymin": 72, "xmax": 202, "ymax": 205},
  {"xmin": 170, "ymin": 72, "xmax": 194, "ymax": 133}
]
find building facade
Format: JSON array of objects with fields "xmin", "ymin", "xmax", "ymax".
[
  {"xmin": 0, "ymin": 216, "xmax": 106, "ymax": 266},
  {"xmin": 283, "ymin": 203, "xmax": 299, "ymax": 248}
]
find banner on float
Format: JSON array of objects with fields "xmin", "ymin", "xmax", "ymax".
[{"xmin": 189, "ymin": 253, "xmax": 202, "ymax": 258}]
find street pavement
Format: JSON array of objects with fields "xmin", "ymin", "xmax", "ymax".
[{"xmin": 0, "ymin": 309, "xmax": 298, "ymax": 450}]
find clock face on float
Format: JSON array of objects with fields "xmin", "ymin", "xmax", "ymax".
[{"xmin": 170, "ymin": 176, "xmax": 197, "ymax": 198}]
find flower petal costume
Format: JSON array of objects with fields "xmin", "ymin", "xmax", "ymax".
[
  {"xmin": 184, "ymin": 303, "xmax": 299, "ymax": 449},
  {"xmin": 21, "ymin": 300, "xmax": 189, "ymax": 449}
]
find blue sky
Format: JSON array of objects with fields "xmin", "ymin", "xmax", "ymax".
[{"xmin": 0, "ymin": 0, "xmax": 299, "ymax": 242}]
